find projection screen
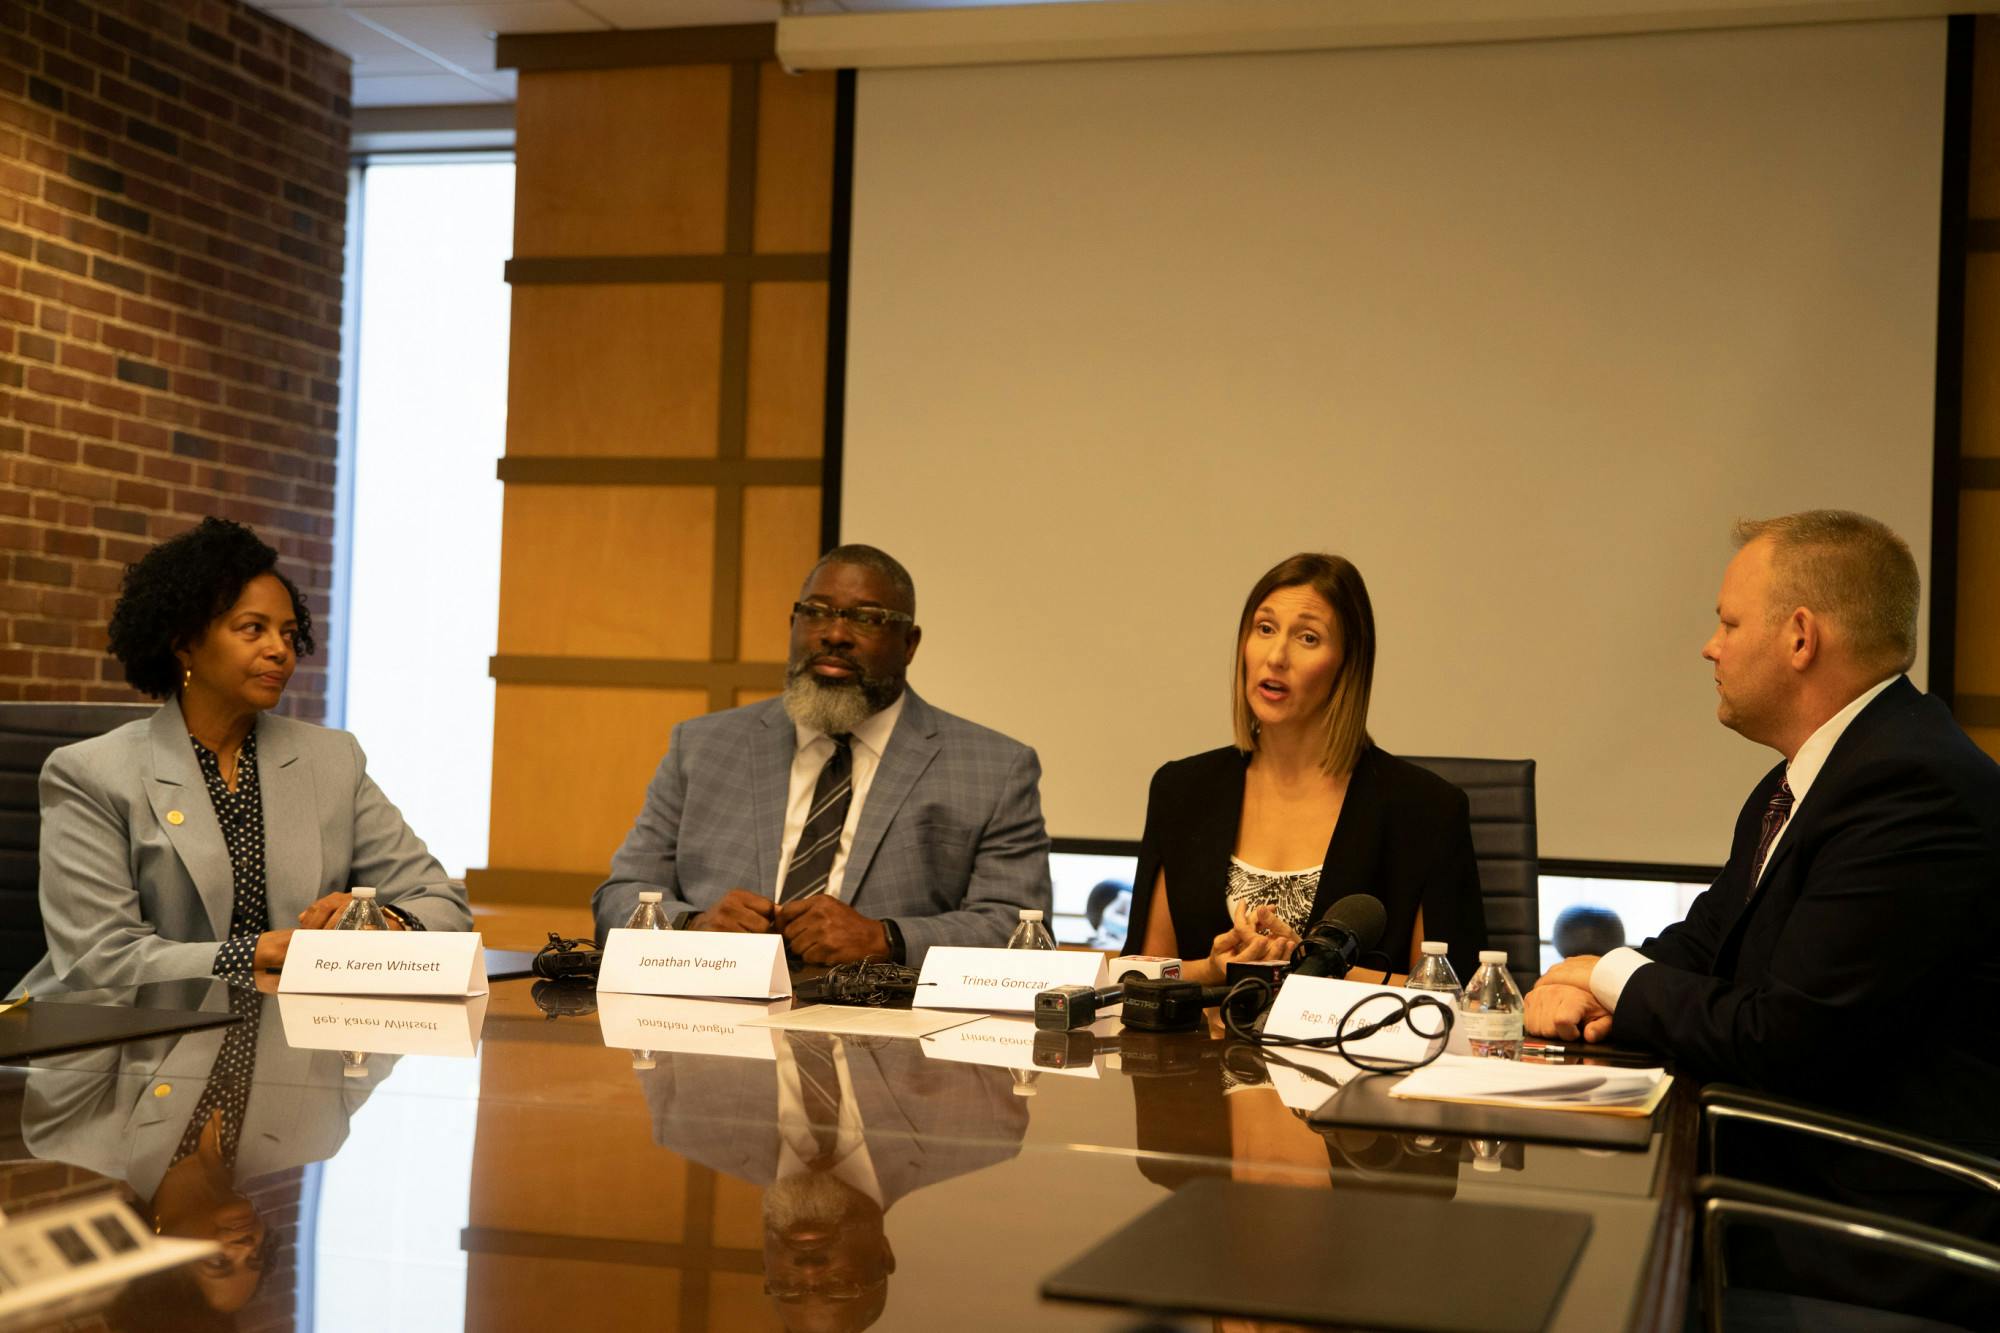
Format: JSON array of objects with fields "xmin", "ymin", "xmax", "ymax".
[{"xmin": 840, "ymin": 19, "xmax": 1945, "ymax": 866}]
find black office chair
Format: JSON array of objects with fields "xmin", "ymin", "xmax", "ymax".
[
  {"xmin": 0, "ymin": 702, "xmax": 156, "ymax": 992},
  {"xmin": 1403, "ymin": 756, "xmax": 1539, "ymax": 988},
  {"xmin": 1697, "ymin": 1084, "xmax": 2000, "ymax": 1331}
]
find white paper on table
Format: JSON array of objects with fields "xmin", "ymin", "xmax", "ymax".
[
  {"xmin": 278, "ymin": 930, "xmax": 487, "ymax": 996},
  {"xmin": 1262, "ymin": 974, "xmax": 1451, "ymax": 1064},
  {"xmin": 597, "ymin": 928, "xmax": 791, "ymax": 998},
  {"xmin": 919, "ymin": 1014, "xmax": 1109, "ymax": 1079},
  {"xmin": 596, "ymin": 993, "xmax": 787, "ymax": 1061},
  {"xmin": 914, "ymin": 946, "xmax": 1107, "ymax": 1013},
  {"xmin": 744, "ymin": 1005, "xmax": 980, "ymax": 1039},
  {"xmin": 276, "ymin": 992, "xmax": 488, "ymax": 1057},
  {"xmin": 1390, "ymin": 1054, "xmax": 1666, "ymax": 1107}
]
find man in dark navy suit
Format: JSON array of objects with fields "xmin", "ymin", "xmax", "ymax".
[{"xmin": 1527, "ymin": 510, "xmax": 2000, "ymax": 1153}]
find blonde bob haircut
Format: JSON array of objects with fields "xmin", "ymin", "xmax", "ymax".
[{"xmin": 1230, "ymin": 553, "xmax": 1376, "ymax": 777}]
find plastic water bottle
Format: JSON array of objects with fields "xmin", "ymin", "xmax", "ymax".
[
  {"xmin": 335, "ymin": 886, "xmax": 388, "ymax": 931},
  {"xmin": 1006, "ymin": 909, "xmax": 1056, "ymax": 950},
  {"xmin": 1459, "ymin": 950, "xmax": 1524, "ymax": 1060},
  {"xmin": 625, "ymin": 891, "xmax": 670, "ymax": 931},
  {"xmin": 1406, "ymin": 940, "xmax": 1462, "ymax": 1000}
]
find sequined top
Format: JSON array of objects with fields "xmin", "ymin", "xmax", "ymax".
[{"xmin": 1224, "ymin": 856, "xmax": 1322, "ymax": 935}]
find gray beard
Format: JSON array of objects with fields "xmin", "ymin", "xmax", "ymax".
[{"xmin": 782, "ymin": 673, "xmax": 881, "ymax": 736}]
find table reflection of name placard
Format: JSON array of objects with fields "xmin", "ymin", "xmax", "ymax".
[
  {"xmin": 596, "ymin": 930, "xmax": 791, "ymax": 998},
  {"xmin": 277, "ymin": 992, "xmax": 489, "ymax": 1057},
  {"xmin": 596, "ymin": 993, "xmax": 787, "ymax": 1061},
  {"xmin": 279, "ymin": 931, "xmax": 487, "ymax": 996},
  {"xmin": 920, "ymin": 1015, "xmax": 1103, "ymax": 1078},
  {"xmin": 915, "ymin": 947, "xmax": 1106, "ymax": 1013}
]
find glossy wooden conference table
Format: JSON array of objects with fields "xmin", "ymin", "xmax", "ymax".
[{"xmin": 4, "ymin": 919, "xmax": 1694, "ymax": 1333}]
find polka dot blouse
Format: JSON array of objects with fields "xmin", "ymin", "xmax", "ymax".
[{"xmin": 194, "ymin": 730, "xmax": 269, "ymax": 978}]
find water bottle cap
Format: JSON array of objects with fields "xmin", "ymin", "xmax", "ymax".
[
  {"xmin": 351, "ymin": 886, "xmax": 377, "ymax": 900},
  {"xmin": 1420, "ymin": 940, "xmax": 1448, "ymax": 955},
  {"xmin": 632, "ymin": 1055, "xmax": 656, "ymax": 1071},
  {"xmin": 1478, "ymin": 950, "xmax": 1507, "ymax": 964},
  {"xmin": 639, "ymin": 891, "xmax": 662, "ymax": 903},
  {"xmin": 342, "ymin": 1063, "xmax": 368, "ymax": 1078},
  {"xmin": 1019, "ymin": 910, "xmax": 1043, "ymax": 922},
  {"xmin": 1472, "ymin": 1154, "xmax": 1503, "ymax": 1173},
  {"xmin": 1012, "ymin": 1082, "xmax": 1038, "ymax": 1096}
]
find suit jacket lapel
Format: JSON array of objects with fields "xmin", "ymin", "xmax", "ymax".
[
  {"xmin": 1309, "ymin": 747, "xmax": 1384, "ymax": 922},
  {"xmin": 751, "ymin": 703, "xmax": 798, "ymax": 893},
  {"xmin": 842, "ymin": 690, "xmax": 941, "ymax": 907},
  {"xmin": 146, "ymin": 699, "xmax": 234, "ymax": 939},
  {"xmin": 256, "ymin": 717, "xmax": 321, "ymax": 916}
]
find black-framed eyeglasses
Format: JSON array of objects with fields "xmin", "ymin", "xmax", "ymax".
[{"xmin": 791, "ymin": 602, "xmax": 913, "ymax": 632}]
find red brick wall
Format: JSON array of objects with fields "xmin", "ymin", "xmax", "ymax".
[{"xmin": 0, "ymin": 0, "xmax": 352, "ymax": 721}]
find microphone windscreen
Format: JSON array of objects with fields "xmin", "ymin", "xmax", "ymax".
[{"xmin": 1322, "ymin": 893, "xmax": 1387, "ymax": 951}]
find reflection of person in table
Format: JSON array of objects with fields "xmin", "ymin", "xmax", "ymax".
[
  {"xmin": 21, "ymin": 978, "xmax": 392, "ymax": 1321},
  {"xmin": 639, "ymin": 1036, "xmax": 1028, "ymax": 1331}
]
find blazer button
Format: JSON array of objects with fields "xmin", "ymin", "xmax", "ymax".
[
  {"xmin": 167, "ymin": 811, "xmax": 184, "ymax": 826},
  {"xmin": 153, "ymin": 1083, "xmax": 171, "ymax": 1098}
]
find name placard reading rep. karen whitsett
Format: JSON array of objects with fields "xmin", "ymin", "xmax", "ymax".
[
  {"xmin": 596, "ymin": 928, "xmax": 791, "ymax": 999},
  {"xmin": 915, "ymin": 946, "xmax": 1107, "ymax": 1013},
  {"xmin": 278, "ymin": 930, "xmax": 487, "ymax": 997}
]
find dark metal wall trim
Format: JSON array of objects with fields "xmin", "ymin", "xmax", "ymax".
[
  {"xmin": 505, "ymin": 254, "xmax": 828, "ymax": 284},
  {"xmin": 489, "ymin": 655, "xmax": 788, "ymax": 690},
  {"xmin": 496, "ymin": 24, "xmax": 776, "ymax": 72},
  {"xmin": 1957, "ymin": 694, "xmax": 2000, "ymax": 728},
  {"xmin": 1930, "ymin": 14, "xmax": 1974, "ymax": 708},
  {"xmin": 820, "ymin": 68, "xmax": 857, "ymax": 552},
  {"xmin": 496, "ymin": 457, "xmax": 822, "ymax": 486}
]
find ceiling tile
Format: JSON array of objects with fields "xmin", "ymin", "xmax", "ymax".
[
  {"xmin": 577, "ymin": 0, "xmax": 778, "ymax": 25},
  {"xmin": 266, "ymin": 6, "xmax": 449, "ymax": 72},
  {"xmin": 352, "ymin": 3, "xmax": 611, "ymax": 73}
]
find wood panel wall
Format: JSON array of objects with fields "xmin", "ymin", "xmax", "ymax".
[
  {"xmin": 1958, "ymin": 16, "xmax": 2000, "ymax": 760},
  {"xmin": 462, "ymin": 26, "xmax": 837, "ymax": 1333},
  {"xmin": 469, "ymin": 28, "xmax": 837, "ymax": 909}
]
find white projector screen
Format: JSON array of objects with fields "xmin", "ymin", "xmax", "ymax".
[{"xmin": 841, "ymin": 19, "xmax": 1944, "ymax": 866}]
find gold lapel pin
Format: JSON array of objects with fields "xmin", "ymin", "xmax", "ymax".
[{"xmin": 167, "ymin": 810, "xmax": 184, "ymax": 825}]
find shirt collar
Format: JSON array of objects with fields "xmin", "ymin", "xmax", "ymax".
[
  {"xmin": 793, "ymin": 691, "xmax": 906, "ymax": 761},
  {"xmin": 1785, "ymin": 674, "xmax": 1898, "ymax": 806}
]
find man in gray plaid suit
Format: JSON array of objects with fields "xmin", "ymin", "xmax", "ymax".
[{"xmin": 593, "ymin": 545, "xmax": 1051, "ymax": 966}]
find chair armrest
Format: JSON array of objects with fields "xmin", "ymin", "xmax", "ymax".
[
  {"xmin": 1694, "ymin": 1174, "xmax": 2000, "ymax": 1333},
  {"xmin": 1698, "ymin": 1083, "xmax": 2000, "ymax": 1197}
]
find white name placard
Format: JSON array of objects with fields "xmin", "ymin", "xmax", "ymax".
[
  {"xmin": 920, "ymin": 1014, "xmax": 1104, "ymax": 1079},
  {"xmin": 596, "ymin": 993, "xmax": 787, "ymax": 1062},
  {"xmin": 277, "ymin": 992, "xmax": 489, "ymax": 1058},
  {"xmin": 597, "ymin": 928, "xmax": 791, "ymax": 999},
  {"xmin": 914, "ymin": 947, "xmax": 1107, "ymax": 1013},
  {"xmin": 1263, "ymin": 975, "xmax": 1453, "ymax": 1065},
  {"xmin": 279, "ymin": 930, "xmax": 487, "ymax": 996}
]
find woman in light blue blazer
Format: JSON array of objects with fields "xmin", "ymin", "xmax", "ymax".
[{"xmin": 19, "ymin": 518, "xmax": 470, "ymax": 993}]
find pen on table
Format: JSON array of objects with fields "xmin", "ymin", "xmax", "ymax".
[{"xmin": 1522, "ymin": 1041, "xmax": 1660, "ymax": 1065}]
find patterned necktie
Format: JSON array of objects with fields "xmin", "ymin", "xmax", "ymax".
[
  {"xmin": 786, "ymin": 1031, "xmax": 844, "ymax": 1165},
  {"xmin": 780, "ymin": 736, "xmax": 852, "ymax": 903},
  {"xmin": 1748, "ymin": 777, "xmax": 1795, "ymax": 888}
]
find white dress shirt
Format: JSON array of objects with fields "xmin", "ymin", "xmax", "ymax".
[
  {"xmin": 773, "ymin": 1034, "xmax": 884, "ymax": 1204},
  {"xmin": 1590, "ymin": 675, "xmax": 1899, "ymax": 1012},
  {"xmin": 772, "ymin": 693, "xmax": 905, "ymax": 903}
]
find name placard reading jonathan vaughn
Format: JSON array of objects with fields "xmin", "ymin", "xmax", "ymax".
[{"xmin": 597, "ymin": 928, "xmax": 791, "ymax": 999}]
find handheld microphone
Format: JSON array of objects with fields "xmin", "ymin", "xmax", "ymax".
[{"xmin": 1289, "ymin": 894, "xmax": 1387, "ymax": 979}]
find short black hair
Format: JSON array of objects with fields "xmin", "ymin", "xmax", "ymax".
[
  {"xmin": 106, "ymin": 517, "xmax": 315, "ymax": 700},
  {"xmin": 809, "ymin": 544, "xmax": 917, "ymax": 619}
]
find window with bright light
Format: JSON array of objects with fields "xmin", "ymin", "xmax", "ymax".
[{"xmin": 339, "ymin": 160, "xmax": 513, "ymax": 879}]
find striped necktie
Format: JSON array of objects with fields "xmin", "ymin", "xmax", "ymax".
[
  {"xmin": 780, "ymin": 736, "xmax": 853, "ymax": 903},
  {"xmin": 1748, "ymin": 777, "xmax": 1795, "ymax": 888}
]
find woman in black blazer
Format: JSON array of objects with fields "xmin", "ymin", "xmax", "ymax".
[{"xmin": 1126, "ymin": 554, "xmax": 1488, "ymax": 984}]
